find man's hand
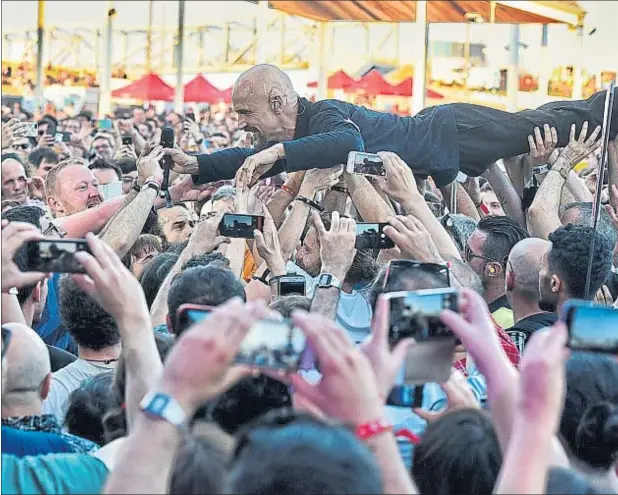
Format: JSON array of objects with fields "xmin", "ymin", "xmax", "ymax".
[
  {"xmin": 1, "ymin": 220, "xmax": 48, "ymax": 292},
  {"xmin": 360, "ymin": 294, "xmax": 415, "ymax": 398},
  {"xmin": 136, "ymin": 141, "xmax": 164, "ymax": 186},
  {"xmin": 560, "ymin": 122, "xmax": 602, "ymax": 167},
  {"xmin": 37, "ymin": 133, "xmax": 55, "ymax": 149},
  {"xmin": 114, "ymin": 144, "xmax": 138, "ymax": 161},
  {"xmin": 158, "ymin": 298, "xmax": 270, "ymax": 413},
  {"xmin": 594, "ymin": 285, "xmax": 614, "ymax": 306},
  {"xmin": 290, "ymin": 311, "xmax": 384, "ymax": 427},
  {"xmin": 527, "ymin": 125, "xmax": 558, "ymax": 167},
  {"xmin": 71, "ymin": 233, "xmax": 150, "ymax": 326},
  {"xmin": 162, "ymin": 145, "xmax": 199, "ymax": 175},
  {"xmin": 384, "ymin": 215, "xmax": 444, "ymax": 264},
  {"xmin": 2, "ymin": 118, "xmax": 29, "ymax": 149},
  {"xmin": 185, "ymin": 209, "xmax": 230, "ymax": 257},
  {"xmin": 183, "ymin": 119, "xmax": 204, "ymax": 142},
  {"xmin": 312, "ymin": 211, "xmax": 356, "ymax": 280},
  {"xmin": 414, "ymin": 369, "xmax": 480, "ymax": 423},
  {"xmin": 235, "ymin": 144, "xmax": 284, "ymax": 189},
  {"xmin": 27, "ymin": 176, "xmax": 46, "ymax": 202},
  {"xmin": 518, "ymin": 323, "xmax": 568, "ymax": 433},
  {"xmin": 254, "ymin": 207, "xmax": 286, "ymax": 276},
  {"xmin": 301, "ymin": 166, "xmax": 344, "ymax": 194},
  {"xmin": 374, "ymin": 151, "xmax": 419, "ymax": 203},
  {"xmin": 169, "ymin": 175, "xmax": 218, "ymax": 203}
]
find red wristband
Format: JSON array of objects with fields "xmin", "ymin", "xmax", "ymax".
[
  {"xmin": 280, "ymin": 184, "xmax": 296, "ymax": 197},
  {"xmin": 356, "ymin": 418, "xmax": 392, "ymax": 441}
]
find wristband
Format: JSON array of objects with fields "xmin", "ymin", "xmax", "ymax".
[
  {"xmin": 356, "ymin": 418, "xmax": 393, "ymax": 441},
  {"xmin": 296, "ymin": 196, "xmax": 325, "ymax": 213},
  {"xmin": 251, "ymin": 268, "xmax": 271, "ymax": 285},
  {"xmin": 331, "ymin": 185, "xmax": 348, "ymax": 194},
  {"xmin": 143, "ymin": 181, "xmax": 161, "ymax": 194},
  {"xmin": 280, "ymin": 184, "xmax": 296, "ymax": 197}
]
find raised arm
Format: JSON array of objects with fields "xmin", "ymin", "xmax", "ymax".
[
  {"xmin": 482, "ymin": 163, "xmax": 526, "ymax": 226},
  {"xmin": 54, "ymin": 195, "xmax": 125, "ymax": 238},
  {"xmin": 345, "ymin": 174, "xmax": 395, "ymax": 222}
]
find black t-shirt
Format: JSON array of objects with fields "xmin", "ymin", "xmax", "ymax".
[{"xmin": 506, "ymin": 312, "xmax": 558, "ymax": 353}]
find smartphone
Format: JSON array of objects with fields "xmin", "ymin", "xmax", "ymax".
[
  {"xmin": 99, "ymin": 181, "xmax": 123, "ymax": 201},
  {"xmin": 346, "ymin": 151, "xmax": 387, "ymax": 177},
  {"xmin": 121, "ymin": 135, "xmax": 132, "ymax": 146},
  {"xmin": 271, "ymin": 275, "xmax": 306, "ymax": 297},
  {"xmin": 386, "ymin": 384, "xmax": 424, "ymax": 408},
  {"xmin": 385, "ymin": 289, "xmax": 459, "ymax": 385},
  {"xmin": 563, "ymin": 300, "xmax": 618, "ymax": 354},
  {"xmin": 176, "ymin": 303, "xmax": 213, "ymax": 333},
  {"xmin": 355, "ymin": 223, "xmax": 395, "ymax": 250},
  {"xmin": 25, "ymin": 239, "xmax": 91, "ymax": 273},
  {"xmin": 54, "ymin": 132, "xmax": 71, "ymax": 143},
  {"xmin": 23, "ymin": 122, "xmax": 38, "ymax": 138},
  {"xmin": 96, "ymin": 119, "xmax": 113, "ymax": 130},
  {"xmin": 219, "ymin": 214, "xmax": 264, "ymax": 239}
]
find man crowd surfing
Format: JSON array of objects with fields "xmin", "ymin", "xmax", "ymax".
[{"xmin": 1, "ymin": 63, "xmax": 618, "ymax": 494}]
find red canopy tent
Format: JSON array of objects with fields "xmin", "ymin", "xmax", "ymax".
[
  {"xmin": 111, "ymin": 73, "xmax": 174, "ymax": 101},
  {"xmin": 184, "ymin": 74, "xmax": 231, "ymax": 103},
  {"xmin": 350, "ymin": 69, "xmax": 395, "ymax": 95},
  {"xmin": 307, "ymin": 70, "xmax": 356, "ymax": 90},
  {"xmin": 387, "ymin": 77, "xmax": 444, "ymax": 99}
]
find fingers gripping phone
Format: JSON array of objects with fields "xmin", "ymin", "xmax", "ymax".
[
  {"xmin": 346, "ymin": 152, "xmax": 387, "ymax": 177},
  {"xmin": 386, "ymin": 288, "xmax": 459, "ymax": 385},
  {"xmin": 562, "ymin": 299, "xmax": 618, "ymax": 354},
  {"xmin": 177, "ymin": 304, "xmax": 310, "ymax": 371},
  {"xmin": 219, "ymin": 214, "xmax": 264, "ymax": 239},
  {"xmin": 23, "ymin": 122, "xmax": 38, "ymax": 138},
  {"xmin": 25, "ymin": 239, "xmax": 91, "ymax": 273},
  {"xmin": 270, "ymin": 275, "xmax": 306, "ymax": 297},
  {"xmin": 355, "ymin": 223, "xmax": 395, "ymax": 250}
]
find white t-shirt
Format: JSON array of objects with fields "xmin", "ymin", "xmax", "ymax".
[{"xmin": 42, "ymin": 358, "xmax": 116, "ymax": 423}]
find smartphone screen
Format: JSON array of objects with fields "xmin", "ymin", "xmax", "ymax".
[
  {"xmin": 386, "ymin": 384, "xmax": 424, "ymax": 408},
  {"xmin": 355, "ymin": 223, "xmax": 394, "ymax": 250},
  {"xmin": 219, "ymin": 214, "xmax": 264, "ymax": 239},
  {"xmin": 235, "ymin": 319, "xmax": 307, "ymax": 371},
  {"xmin": 347, "ymin": 152, "xmax": 386, "ymax": 177},
  {"xmin": 121, "ymin": 136, "xmax": 133, "ymax": 146},
  {"xmin": 99, "ymin": 181, "xmax": 123, "ymax": 201},
  {"xmin": 279, "ymin": 276, "xmax": 306, "ymax": 297},
  {"xmin": 96, "ymin": 119, "xmax": 113, "ymax": 130},
  {"xmin": 566, "ymin": 304, "xmax": 618, "ymax": 353},
  {"xmin": 23, "ymin": 122, "xmax": 38, "ymax": 138},
  {"xmin": 25, "ymin": 239, "xmax": 91, "ymax": 273}
]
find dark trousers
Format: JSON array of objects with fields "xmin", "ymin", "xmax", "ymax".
[{"xmin": 452, "ymin": 90, "xmax": 617, "ymax": 176}]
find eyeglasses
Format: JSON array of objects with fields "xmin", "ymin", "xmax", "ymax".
[
  {"xmin": 383, "ymin": 259, "xmax": 451, "ymax": 288},
  {"xmin": 1, "ymin": 326, "xmax": 12, "ymax": 359},
  {"xmin": 14, "ymin": 143, "xmax": 31, "ymax": 151},
  {"xmin": 464, "ymin": 243, "xmax": 504, "ymax": 265}
]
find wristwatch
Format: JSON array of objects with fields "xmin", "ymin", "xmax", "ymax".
[
  {"xmin": 140, "ymin": 391, "xmax": 187, "ymax": 429},
  {"xmin": 317, "ymin": 273, "xmax": 343, "ymax": 290}
]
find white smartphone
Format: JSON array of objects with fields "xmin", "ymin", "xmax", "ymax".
[
  {"xmin": 99, "ymin": 181, "xmax": 123, "ymax": 201},
  {"xmin": 346, "ymin": 151, "xmax": 387, "ymax": 178}
]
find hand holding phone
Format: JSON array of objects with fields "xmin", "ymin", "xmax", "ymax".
[
  {"xmin": 346, "ymin": 152, "xmax": 387, "ymax": 177},
  {"xmin": 25, "ymin": 239, "xmax": 91, "ymax": 273},
  {"xmin": 96, "ymin": 119, "xmax": 113, "ymax": 131},
  {"xmin": 563, "ymin": 299, "xmax": 618, "ymax": 354},
  {"xmin": 219, "ymin": 214, "xmax": 264, "ymax": 239}
]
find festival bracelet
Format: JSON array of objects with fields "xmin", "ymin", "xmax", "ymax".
[{"xmin": 356, "ymin": 418, "xmax": 393, "ymax": 441}]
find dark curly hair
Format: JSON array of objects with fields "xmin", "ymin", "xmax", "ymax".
[
  {"xmin": 477, "ymin": 215, "xmax": 529, "ymax": 264},
  {"xmin": 59, "ymin": 276, "xmax": 120, "ymax": 351},
  {"xmin": 139, "ymin": 252, "xmax": 179, "ymax": 309},
  {"xmin": 547, "ymin": 224, "xmax": 613, "ymax": 300},
  {"xmin": 182, "ymin": 252, "xmax": 230, "ymax": 271}
]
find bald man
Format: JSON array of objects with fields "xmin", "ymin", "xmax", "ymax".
[
  {"xmin": 1, "ymin": 323, "xmax": 97, "ymax": 455},
  {"xmin": 504, "ymin": 238, "xmax": 557, "ymax": 352},
  {"xmin": 164, "ymin": 64, "xmax": 617, "ymax": 188}
]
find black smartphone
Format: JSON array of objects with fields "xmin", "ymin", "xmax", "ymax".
[
  {"xmin": 121, "ymin": 135, "xmax": 132, "ymax": 146},
  {"xmin": 355, "ymin": 223, "xmax": 395, "ymax": 250},
  {"xmin": 563, "ymin": 300, "xmax": 618, "ymax": 354},
  {"xmin": 346, "ymin": 151, "xmax": 387, "ymax": 177},
  {"xmin": 386, "ymin": 384, "xmax": 424, "ymax": 408},
  {"xmin": 386, "ymin": 288, "xmax": 459, "ymax": 385},
  {"xmin": 272, "ymin": 275, "xmax": 306, "ymax": 297},
  {"xmin": 25, "ymin": 239, "xmax": 91, "ymax": 273},
  {"xmin": 219, "ymin": 214, "xmax": 264, "ymax": 239}
]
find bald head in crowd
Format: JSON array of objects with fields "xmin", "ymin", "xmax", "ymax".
[
  {"xmin": 1, "ymin": 322, "xmax": 52, "ymax": 417},
  {"xmin": 505, "ymin": 238, "xmax": 551, "ymax": 306},
  {"xmin": 232, "ymin": 64, "xmax": 298, "ymax": 146}
]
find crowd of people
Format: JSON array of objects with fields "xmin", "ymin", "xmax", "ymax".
[{"xmin": 1, "ymin": 62, "xmax": 618, "ymax": 494}]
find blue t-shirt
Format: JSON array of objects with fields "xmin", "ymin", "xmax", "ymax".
[
  {"xmin": 34, "ymin": 275, "xmax": 76, "ymax": 354},
  {"xmin": 1, "ymin": 427, "xmax": 74, "ymax": 458}
]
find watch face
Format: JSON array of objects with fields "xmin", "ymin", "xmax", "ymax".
[
  {"xmin": 149, "ymin": 394, "xmax": 170, "ymax": 415},
  {"xmin": 319, "ymin": 274, "xmax": 332, "ymax": 286}
]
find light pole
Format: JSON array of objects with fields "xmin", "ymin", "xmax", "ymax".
[
  {"xmin": 34, "ymin": 0, "xmax": 45, "ymax": 114},
  {"xmin": 98, "ymin": 1, "xmax": 115, "ymax": 118},
  {"xmin": 174, "ymin": 0, "xmax": 186, "ymax": 114}
]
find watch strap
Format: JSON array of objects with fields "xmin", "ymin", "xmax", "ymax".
[
  {"xmin": 296, "ymin": 196, "xmax": 325, "ymax": 213},
  {"xmin": 317, "ymin": 273, "xmax": 343, "ymax": 290}
]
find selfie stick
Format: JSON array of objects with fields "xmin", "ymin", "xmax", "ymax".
[
  {"xmin": 584, "ymin": 82, "xmax": 616, "ymax": 299},
  {"xmin": 160, "ymin": 126, "xmax": 174, "ymax": 208}
]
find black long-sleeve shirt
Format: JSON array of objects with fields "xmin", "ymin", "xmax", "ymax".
[{"xmin": 192, "ymin": 97, "xmax": 460, "ymax": 187}]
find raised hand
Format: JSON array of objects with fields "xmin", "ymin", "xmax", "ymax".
[
  {"xmin": 527, "ymin": 124, "xmax": 558, "ymax": 167},
  {"xmin": 383, "ymin": 215, "xmax": 443, "ymax": 264},
  {"xmin": 360, "ymin": 294, "xmax": 415, "ymax": 398},
  {"xmin": 235, "ymin": 144, "xmax": 284, "ymax": 189},
  {"xmin": 1, "ymin": 221, "xmax": 48, "ymax": 292},
  {"xmin": 374, "ymin": 151, "xmax": 419, "ymax": 203},
  {"xmin": 302, "ymin": 165, "xmax": 344, "ymax": 193},
  {"xmin": 136, "ymin": 141, "xmax": 164, "ymax": 186},
  {"xmin": 169, "ymin": 175, "xmax": 218, "ymax": 203},
  {"xmin": 27, "ymin": 176, "xmax": 46, "ymax": 202},
  {"xmin": 2, "ymin": 118, "xmax": 29, "ymax": 149},
  {"xmin": 560, "ymin": 121, "xmax": 602, "ymax": 167},
  {"xmin": 312, "ymin": 210, "xmax": 356, "ymax": 281},
  {"xmin": 187, "ymin": 209, "xmax": 230, "ymax": 256},
  {"xmin": 254, "ymin": 207, "xmax": 286, "ymax": 275},
  {"xmin": 71, "ymin": 233, "xmax": 150, "ymax": 326},
  {"xmin": 114, "ymin": 144, "xmax": 138, "ymax": 161},
  {"xmin": 290, "ymin": 311, "xmax": 383, "ymax": 426},
  {"xmin": 161, "ymin": 145, "xmax": 199, "ymax": 175}
]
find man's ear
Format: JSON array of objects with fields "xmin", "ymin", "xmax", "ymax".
[
  {"xmin": 40, "ymin": 373, "xmax": 52, "ymax": 401},
  {"xmin": 551, "ymin": 274, "xmax": 562, "ymax": 294},
  {"xmin": 269, "ymin": 90, "xmax": 285, "ymax": 114},
  {"xmin": 505, "ymin": 268, "xmax": 515, "ymax": 292},
  {"xmin": 486, "ymin": 262, "xmax": 503, "ymax": 279},
  {"xmin": 46, "ymin": 195, "xmax": 63, "ymax": 215}
]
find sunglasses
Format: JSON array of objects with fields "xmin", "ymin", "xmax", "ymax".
[
  {"xmin": 14, "ymin": 143, "xmax": 31, "ymax": 150},
  {"xmin": 383, "ymin": 259, "xmax": 451, "ymax": 288},
  {"xmin": 1, "ymin": 326, "xmax": 12, "ymax": 359}
]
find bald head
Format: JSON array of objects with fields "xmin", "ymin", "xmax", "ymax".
[
  {"xmin": 506, "ymin": 238, "xmax": 550, "ymax": 300},
  {"xmin": 2, "ymin": 322, "xmax": 50, "ymax": 407},
  {"xmin": 233, "ymin": 65, "xmax": 298, "ymax": 145}
]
